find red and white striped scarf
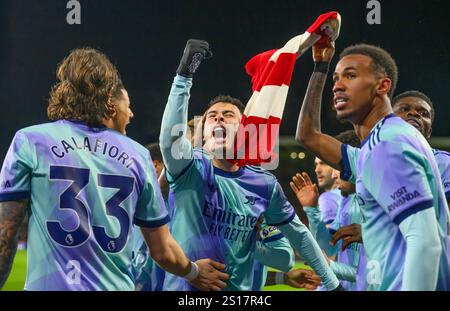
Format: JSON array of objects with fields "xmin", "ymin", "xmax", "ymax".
[{"xmin": 231, "ymin": 11, "xmax": 341, "ymax": 168}]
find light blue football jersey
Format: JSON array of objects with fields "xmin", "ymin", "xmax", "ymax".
[
  {"xmin": 162, "ymin": 149, "xmax": 295, "ymax": 291},
  {"xmin": 341, "ymin": 114, "xmax": 450, "ymax": 290},
  {"xmin": 0, "ymin": 120, "xmax": 168, "ymax": 290}
]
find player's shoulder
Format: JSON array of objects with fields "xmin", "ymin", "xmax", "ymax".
[
  {"xmin": 433, "ymin": 148, "xmax": 450, "ymax": 160},
  {"xmin": 364, "ymin": 114, "xmax": 424, "ymax": 152},
  {"xmin": 244, "ymin": 165, "xmax": 277, "ymax": 180},
  {"xmin": 14, "ymin": 121, "xmax": 64, "ymax": 142},
  {"xmin": 18, "ymin": 121, "xmax": 60, "ymax": 134}
]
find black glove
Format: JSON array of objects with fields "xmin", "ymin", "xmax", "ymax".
[{"xmin": 176, "ymin": 39, "xmax": 212, "ymax": 78}]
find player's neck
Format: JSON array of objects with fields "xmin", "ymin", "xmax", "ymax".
[
  {"xmin": 323, "ymin": 185, "xmax": 334, "ymax": 192},
  {"xmin": 212, "ymin": 158, "xmax": 240, "ymax": 172},
  {"xmin": 353, "ymin": 97, "xmax": 393, "ymax": 142}
]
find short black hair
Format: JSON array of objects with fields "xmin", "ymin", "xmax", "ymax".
[
  {"xmin": 146, "ymin": 142, "xmax": 163, "ymax": 163},
  {"xmin": 207, "ymin": 95, "xmax": 245, "ymax": 114},
  {"xmin": 335, "ymin": 130, "xmax": 361, "ymax": 148},
  {"xmin": 339, "ymin": 44, "xmax": 398, "ymax": 98},
  {"xmin": 392, "ymin": 90, "xmax": 435, "ymax": 123}
]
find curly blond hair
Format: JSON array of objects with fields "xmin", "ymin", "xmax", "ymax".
[{"xmin": 47, "ymin": 47, "xmax": 124, "ymax": 126}]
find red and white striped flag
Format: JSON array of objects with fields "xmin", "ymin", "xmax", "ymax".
[{"xmin": 230, "ymin": 11, "xmax": 341, "ymax": 168}]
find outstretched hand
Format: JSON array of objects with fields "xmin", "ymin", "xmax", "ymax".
[{"xmin": 289, "ymin": 172, "xmax": 319, "ymax": 207}]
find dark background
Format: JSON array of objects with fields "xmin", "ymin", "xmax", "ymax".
[
  {"xmin": 1, "ymin": 0, "xmax": 449, "ymax": 157},
  {"xmin": 0, "ymin": 0, "xmax": 448, "ymax": 233}
]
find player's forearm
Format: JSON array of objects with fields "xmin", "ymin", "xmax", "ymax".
[
  {"xmin": 302, "ymin": 206, "xmax": 320, "ymax": 238},
  {"xmin": 159, "ymin": 75, "xmax": 194, "ymax": 176},
  {"xmin": 144, "ymin": 226, "xmax": 191, "ymax": 277},
  {"xmin": 295, "ymin": 66, "xmax": 342, "ymax": 169},
  {"xmin": 330, "ymin": 261, "xmax": 356, "ymax": 282},
  {"xmin": 255, "ymin": 239, "xmax": 295, "ymax": 272},
  {"xmin": 295, "ymin": 70, "xmax": 326, "ymax": 143},
  {"xmin": 279, "ymin": 215, "xmax": 340, "ymax": 290},
  {"xmin": 304, "ymin": 207, "xmax": 338, "ymax": 256},
  {"xmin": 0, "ymin": 200, "xmax": 28, "ymax": 288},
  {"xmin": 399, "ymin": 208, "xmax": 441, "ymax": 290},
  {"xmin": 153, "ymin": 236, "xmax": 191, "ymax": 277}
]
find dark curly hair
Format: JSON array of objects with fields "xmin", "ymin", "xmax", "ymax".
[
  {"xmin": 47, "ymin": 47, "xmax": 124, "ymax": 126},
  {"xmin": 340, "ymin": 44, "xmax": 398, "ymax": 98},
  {"xmin": 207, "ymin": 95, "xmax": 245, "ymax": 114}
]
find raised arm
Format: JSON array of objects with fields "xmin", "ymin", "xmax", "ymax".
[
  {"xmin": 295, "ymin": 40, "xmax": 343, "ymax": 169},
  {"xmin": 0, "ymin": 200, "xmax": 28, "ymax": 288},
  {"xmin": 159, "ymin": 39, "xmax": 211, "ymax": 177}
]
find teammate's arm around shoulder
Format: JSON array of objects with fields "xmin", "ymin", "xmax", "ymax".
[
  {"xmin": 159, "ymin": 39, "xmax": 212, "ymax": 177},
  {"xmin": 295, "ymin": 39, "xmax": 342, "ymax": 169},
  {"xmin": 140, "ymin": 225, "xmax": 229, "ymax": 291},
  {"xmin": 0, "ymin": 199, "xmax": 28, "ymax": 288}
]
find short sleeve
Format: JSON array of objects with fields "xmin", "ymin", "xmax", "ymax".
[
  {"xmin": 264, "ymin": 182, "xmax": 296, "ymax": 226},
  {"xmin": 363, "ymin": 141, "xmax": 434, "ymax": 225},
  {"xmin": 341, "ymin": 144, "xmax": 360, "ymax": 183},
  {"xmin": 0, "ymin": 131, "xmax": 34, "ymax": 201},
  {"xmin": 134, "ymin": 152, "xmax": 170, "ymax": 228}
]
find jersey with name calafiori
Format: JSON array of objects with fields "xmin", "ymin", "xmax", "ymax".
[{"xmin": 0, "ymin": 120, "xmax": 168, "ymax": 290}]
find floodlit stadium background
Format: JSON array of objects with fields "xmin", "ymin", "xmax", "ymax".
[{"xmin": 0, "ymin": 0, "xmax": 448, "ymax": 291}]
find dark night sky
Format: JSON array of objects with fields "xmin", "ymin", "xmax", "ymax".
[{"xmin": 0, "ymin": 0, "xmax": 449, "ymax": 161}]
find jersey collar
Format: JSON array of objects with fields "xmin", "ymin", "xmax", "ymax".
[{"xmin": 360, "ymin": 113, "xmax": 396, "ymax": 147}]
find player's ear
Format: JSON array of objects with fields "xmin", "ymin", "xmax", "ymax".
[
  {"xmin": 104, "ymin": 96, "xmax": 117, "ymax": 119},
  {"xmin": 376, "ymin": 77, "xmax": 392, "ymax": 97}
]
